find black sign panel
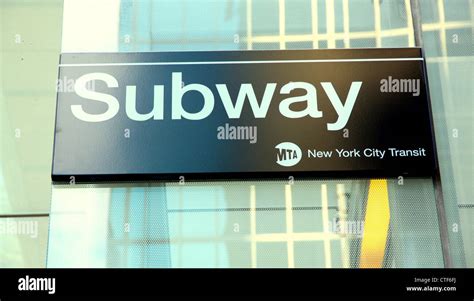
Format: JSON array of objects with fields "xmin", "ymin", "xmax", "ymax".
[{"xmin": 52, "ymin": 48, "xmax": 436, "ymax": 182}]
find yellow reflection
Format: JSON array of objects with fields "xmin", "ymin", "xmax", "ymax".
[{"xmin": 360, "ymin": 179, "xmax": 390, "ymax": 268}]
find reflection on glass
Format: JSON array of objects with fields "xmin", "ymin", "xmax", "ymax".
[{"xmin": 49, "ymin": 180, "xmax": 369, "ymax": 268}]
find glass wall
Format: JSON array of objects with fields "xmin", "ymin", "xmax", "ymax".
[
  {"xmin": 1, "ymin": 0, "xmax": 472, "ymax": 268},
  {"xmin": 0, "ymin": 0, "xmax": 63, "ymax": 267},
  {"xmin": 419, "ymin": 0, "xmax": 473, "ymax": 267}
]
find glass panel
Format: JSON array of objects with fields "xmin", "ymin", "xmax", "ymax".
[
  {"xmin": 0, "ymin": 0, "xmax": 63, "ymax": 215},
  {"xmin": 43, "ymin": 0, "xmax": 459, "ymax": 268},
  {"xmin": 48, "ymin": 181, "xmax": 368, "ymax": 268},
  {"xmin": 0, "ymin": 216, "xmax": 49, "ymax": 267},
  {"xmin": 0, "ymin": 0, "xmax": 465, "ymax": 268},
  {"xmin": 420, "ymin": 0, "xmax": 474, "ymax": 267}
]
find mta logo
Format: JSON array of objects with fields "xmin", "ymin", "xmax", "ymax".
[{"xmin": 275, "ymin": 142, "xmax": 302, "ymax": 167}]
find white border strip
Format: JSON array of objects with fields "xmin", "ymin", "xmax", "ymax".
[{"xmin": 59, "ymin": 57, "xmax": 424, "ymax": 67}]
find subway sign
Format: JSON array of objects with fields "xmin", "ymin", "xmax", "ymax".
[{"xmin": 52, "ymin": 48, "xmax": 436, "ymax": 182}]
